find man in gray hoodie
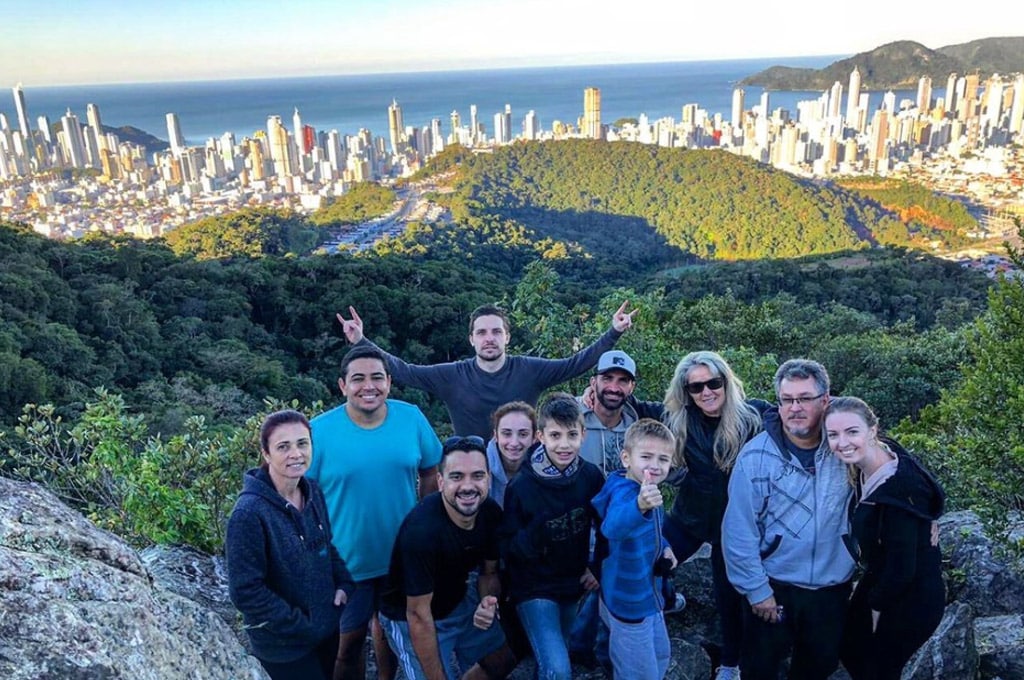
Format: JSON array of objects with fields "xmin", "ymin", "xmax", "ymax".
[{"xmin": 722, "ymin": 359, "xmax": 856, "ymax": 680}]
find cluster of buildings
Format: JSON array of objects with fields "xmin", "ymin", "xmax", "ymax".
[{"xmin": 1, "ymin": 67, "xmax": 1023, "ymax": 246}]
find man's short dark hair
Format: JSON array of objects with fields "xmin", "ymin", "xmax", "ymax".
[
  {"xmin": 340, "ymin": 344, "xmax": 390, "ymax": 381},
  {"xmin": 469, "ymin": 304, "xmax": 510, "ymax": 334},
  {"xmin": 439, "ymin": 436, "xmax": 490, "ymax": 473},
  {"xmin": 773, "ymin": 358, "xmax": 830, "ymax": 397}
]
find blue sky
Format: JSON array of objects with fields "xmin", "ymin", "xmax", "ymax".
[{"xmin": 2, "ymin": 0, "xmax": 1022, "ymax": 86}]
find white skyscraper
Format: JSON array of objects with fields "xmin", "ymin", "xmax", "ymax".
[
  {"xmin": 846, "ymin": 67, "xmax": 862, "ymax": 127},
  {"xmin": 828, "ymin": 81, "xmax": 843, "ymax": 119},
  {"xmin": 166, "ymin": 113, "xmax": 185, "ymax": 157},
  {"xmin": 470, "ymin": 104, "xmax": 478, "ymax": 143},
  {"xmin": 60, "ymin": 109, "xmax": 87, "ymax": 168},
  {"xmin": 731, "ymin": 88, "xmax": 745, "ymax": 129},
  {"xmin": 882, "ymin": 91, "xmax": 896, "ymax": 113},
  {"xmin": 1009, "ymin": 74, "xmax": 1024, "ymax": 134},
  {"xmin": 502, "ymin": 104, "xmax": 512, "ymax": 144},
  {"xmin": 523, "ymin": 110, "xmax": 538, "ymax": 140},
  {"xmin": 493, "ymin": 112, "xmax": 506, "ymax": 145},
  {"xmin": 945, "ymin": 73, "xmax": 959, "ymax": 114}
]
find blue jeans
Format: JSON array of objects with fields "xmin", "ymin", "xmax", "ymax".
[
  {"xmin": 600, "ymin": 599, "xmax": 669, "ymax": 680},
  {"xmin": 379, "ymin": 588, "xmax": 506, "ymax": 680},
  {"xmin": 516, "ymin": 598, "xmax": 577, "ymax": 680},
  {"xmin": 567, "ymin": 591, "xmax": 610, "ymax": 666}
]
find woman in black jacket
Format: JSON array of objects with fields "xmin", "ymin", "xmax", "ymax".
[
  {"xmin": 226, "ymin": 409, "xmax": 354, "ymax": 680},
  {"xmin": 825, "ymin": 397, "xmax": 945, "ymax": 680},
  {"xmin": 661, "ymin": 351, "xmax": 769, "ymax": 680}
]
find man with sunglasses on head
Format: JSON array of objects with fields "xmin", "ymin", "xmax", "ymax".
[
  {"xmin": 308, "ymin": 344, "xmax": 443, "ymax": 680},
  {"xmin": 335, "ymin": 301, "xmax": 636, "ymax": 439},
  {"xmin": 722, "ymin": 359, "xmax": 857, "ymax": 680},
  {"xmin": 378, "ymin": 436, "xmax": 518, "ymax": 680}
]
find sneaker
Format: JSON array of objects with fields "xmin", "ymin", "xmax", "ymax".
[
  {"xmin": 714, "ymin": 666, "xmax": 740, "ymax": 680},
  {"xmin": 664, "ymin": 591, "xmax": 686, "ymax": 614}
]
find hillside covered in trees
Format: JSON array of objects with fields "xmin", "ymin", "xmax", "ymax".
[{"xmin": 2, "ymin": 138, "xmax": 1020, "ymax": 552}]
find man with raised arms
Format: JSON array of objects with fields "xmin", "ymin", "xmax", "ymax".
[
  {"xmin": 308, "ymin": 345, "xmax": 442, "ymax": 680},
  {"xmin": 336, "ymin": 302, "xmax": 636, "ymax": 439},
  {"xmin": 378, "ymin": 436, "xmax": 517, "ymax": 680}
]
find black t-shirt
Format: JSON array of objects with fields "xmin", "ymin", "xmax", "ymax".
[
  {"xmin": 380, "ymin": 492, "xmax": 502, "ymax": 621},
  {"xmin": 784, "ymin": 437, "xmax": 818, "ymax": 474}
]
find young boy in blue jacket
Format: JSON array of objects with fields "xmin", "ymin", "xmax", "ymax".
[{"xmin": 591, "ymin": 418, "xmax": 678, "ymax": 680}]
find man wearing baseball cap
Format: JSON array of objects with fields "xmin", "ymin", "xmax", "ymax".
[{"xmin": 579, "ymin": 350, "xmax": 639, "ymax": 475}]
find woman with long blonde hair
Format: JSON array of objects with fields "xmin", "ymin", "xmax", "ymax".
[{"xmin": 662, "ymin": 351, "xmax": 768, "ymax": 680}]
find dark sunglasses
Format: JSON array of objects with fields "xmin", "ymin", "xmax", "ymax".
[
  {"xmin": 442, "ymin": 435, "xmax": 487, "ymax": 453},
  {"xmin": 685, "ymin": 377, "xmax": 725, "ymax": 394}
]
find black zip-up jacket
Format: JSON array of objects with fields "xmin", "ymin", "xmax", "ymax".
[
  {"xmin": 665, "ymin": 399, "xmax": 770, "ymax": 543},
  {"xmin": 226, "ymin": 467, "xmax": 354, "ymax": 663},
  {"xmin": 499, "ymin": 446, "xmax": 605, "ymax": 604},
  {"xmin": 852, "ymin": 438, "xmax": 945, "ymax": 612}
]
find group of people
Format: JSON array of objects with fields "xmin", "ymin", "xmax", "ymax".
[{"xmin": 225, "ymin": 303, "xmax": 947, "ymax": 680}]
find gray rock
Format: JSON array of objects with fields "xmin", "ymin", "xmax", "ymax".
[
  {"xmin": 975, "ymin": 614, "xmax": 1024, "ymax": 680},
  {"xmin": 940, "ymin": 511, "xmax": 1024, "ymax": 616},
  {"xmin": 903, "ymin": 601, "xmax": 979, "ymax": 680},
  {"xmin": 0, "ymin": 476, "xmax": 267, "ymax": 680}
]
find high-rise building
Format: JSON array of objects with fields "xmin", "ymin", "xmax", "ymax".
[
  {"xmin": 868, "ymin": 108, "xmax": 889, "ymax": 172},
  {"xmin": 1009, "ymin": 74, "xmax": 1024, "ymax": 134},
  {"xmin": 493, "ymin": 112, "xmax": 506, "ymax": 145},
  {"xmin": 267, "ymin": 115, "xmax": 294, "ymax": 177},
  {"xmin": 502, "ymin": 104, "xmax": 512, "ymax": 144},
  {"xmin": 828, "ymin": 81, "xmax": 843, "ymax": 119},
  {"xmin": 981, "ymin": 75, "xmax": 1004, "ymax": 129},
  {"xmin": 583, "ymin": 87, "xmax": 601, "ymax": 140},
  {"xmin": 388, "ymin": 100, "xmax": 406, "ymax": 154},
  {"xmin": 846, "ymin": 67, "xmax": 861, "ymax": 126},
  {"xmin": 166, "ymin": 113, "xmax": 185, "ymax": 157},
  {"xmin": 682, "ymin": 103, "xmax": 698, "ymax": 125},
  {"xmin": 87, "ymin": 103, "xmax": 106, "ymax": 152},
  {"xmin": 916, "ymin": 76, "xmax": 932, "ymax": 114},
  {"xmin": 731, "ymin": 88, "xmax": 745, "ymax": 129},
  {"xmin": 60, "ymin": 109, "xmax": 87, "ymax": 168},
  {"xmin": 12, "ymin": 84, "xmax": 33, "ymax": 145},
  {"xmin": 523, "ymin": 110, "xmax": 538, "ymax": 140},
  {"xmin": 945, "ymin": 73, "xmax": 959, "ymax": 115},
  {"xmin": 960, "ymin": 73, "xmax": 980, "ymax": 121},
  {"xmin": 449, "ymin": 110, "xmax": 461, "ymax": 145}
]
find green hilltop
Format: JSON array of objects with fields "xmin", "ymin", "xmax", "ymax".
[{"xmin": 740, "ymin": 36, "xmax": 1024, "ymax": 90}]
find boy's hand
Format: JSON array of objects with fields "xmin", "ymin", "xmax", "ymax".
[
  {"xmin": 580, "ymin": 568, "xmax": 599, "ymax": 591},
  {"xmin": 663, "ymin": 547, "xmax": 678, "ymax": 570},
  {"xmin": 474, "ymin": 595, "xmax": 499, "ymax": 629},
  {"xmin": 638, "ymin": 470, "xmax": 663, "ymax": 512}
]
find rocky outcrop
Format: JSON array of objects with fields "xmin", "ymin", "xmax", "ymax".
[
  {"xmin": 903, "ymin": 601, "xmax": 979, "ymax": 680},
  {"xmin": 940, "ymin": 511, "xmax": 1024, "ymax": 616},
  {"xmin": 0, "ymin": 476, "xmax": 266, "ymax": 679},
  {"xmin": 975, "ymin": 614, "xmax": 1024, "ymax": 680}
]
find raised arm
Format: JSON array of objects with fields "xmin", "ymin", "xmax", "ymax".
[
  {"xmin": 336, "ymin": 306, "xmax": 456, "ymax": 395},
  {"xmin": 525, "ymin": 301, "xmax": 636, "ymax": 389}
]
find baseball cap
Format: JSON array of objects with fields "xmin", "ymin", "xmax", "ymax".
[{"xmin": 595, "ymin": 350, "xmax": 636, "ymax": 379}]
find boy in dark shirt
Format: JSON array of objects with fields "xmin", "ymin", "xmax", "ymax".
[
  {"xmin": 499, "ymin": 393, "xmax": 605, "ymax": 680},
  {"xmin": 378, "ymin": 436, "xmax": 517, "ymax": 680}
]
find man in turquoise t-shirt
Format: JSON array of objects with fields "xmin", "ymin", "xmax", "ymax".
[{"xmin": 309, "ymin": 344, "xmax": 442, "ymax": 680}]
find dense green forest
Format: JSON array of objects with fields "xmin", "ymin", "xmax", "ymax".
[{"xmin": 1, "ymin": 139, "xmax": 1020, "ymax": 553}]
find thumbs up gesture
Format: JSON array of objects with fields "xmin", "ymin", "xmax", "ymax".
[
  {"xmin": 638, "ymin": 469, "xmax": 663, "ymax": 512},
  {"xmin": 474, "ymin": 595, "xmax": 499, "ymax": 629}
]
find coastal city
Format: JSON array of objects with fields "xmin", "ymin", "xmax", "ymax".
[{"xmin": 1, "ymin": 66, "xmax": 1023, "ymax": 274}]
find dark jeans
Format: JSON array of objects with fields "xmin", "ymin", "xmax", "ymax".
[
  {"xmin": 662, "ymin": 516, "xmax": 744, "ymax": 667},
  {"xmin": 740, "ymin": 580, "xmax": 852, "ymax": 680},
  {"xmin": 259, "ymin": 633, "xmax": 339, "ymax": 680}
]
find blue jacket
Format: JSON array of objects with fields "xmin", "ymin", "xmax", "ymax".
[
  {"xmin": 226, "ymin": 467, "xmax": 354, "ymax": 663},
  {"xmin": 591, "ymin": 470, "xmax": 667, "ymax": 620},
  {"xmin": 722, "ymin": 409, "xmax": 856, "ymax": 605}
]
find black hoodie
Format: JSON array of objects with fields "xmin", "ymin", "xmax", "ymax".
[
  {"xmin": 226, "ymin": 467, "xmax": 354, "ymax": 663},
  {"xmin": 852, "ymin": 438, "xmax": 945, "ymax": 612},
  {"xmin": 499, "ymin": 444, "xmax": 605, "ymax": 603}
]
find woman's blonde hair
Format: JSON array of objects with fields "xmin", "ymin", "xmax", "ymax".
[{"xmin": 663, "ymin": 351, "xmax": 761, "ymax": 472}]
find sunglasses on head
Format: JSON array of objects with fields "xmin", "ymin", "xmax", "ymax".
[
  {"xmin": 685, "ymin": 377, "xmax": 724, "ymax": 394},
  {"xmin": 442, "ymin": 435, "xmax": 486, "ymax": 453}
]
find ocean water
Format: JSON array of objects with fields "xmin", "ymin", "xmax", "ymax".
[{"xmin": 8, "ymin": 57, "xmax": 917, "ymax": 145}]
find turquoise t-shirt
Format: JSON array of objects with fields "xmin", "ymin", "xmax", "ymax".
[{"xmin": 308, "ymin": 399, "xmax": 442, "ymax": 581}]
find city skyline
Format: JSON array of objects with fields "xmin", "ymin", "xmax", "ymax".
[{"xmin": 2, "ymin": 0, "xmax": 1022, "ymax": 87}]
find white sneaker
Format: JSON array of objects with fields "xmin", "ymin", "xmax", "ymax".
[
  {"xmin": 664, "ymin": 591, "xmax": 686, "ymax": 614},
  {"xmin": 714, "ymin": 666, "xmax": 740, "ymax": 680}
]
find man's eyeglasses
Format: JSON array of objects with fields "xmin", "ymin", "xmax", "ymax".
[
  {"xmin": 442, "ymin": 435, "xmax": 487, "ymax": 454},
  {"xmin": 779, "ymin": 393, "xmax": 825, "ymax": 408},
  {"xmin": 685, "ymin": 377, "xmax": 725, "ymax": 394}
]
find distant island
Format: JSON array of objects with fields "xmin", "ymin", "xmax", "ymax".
[{"xmin": 740, "ymin": 36, "xmax": 1024, "ymax": 90}]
